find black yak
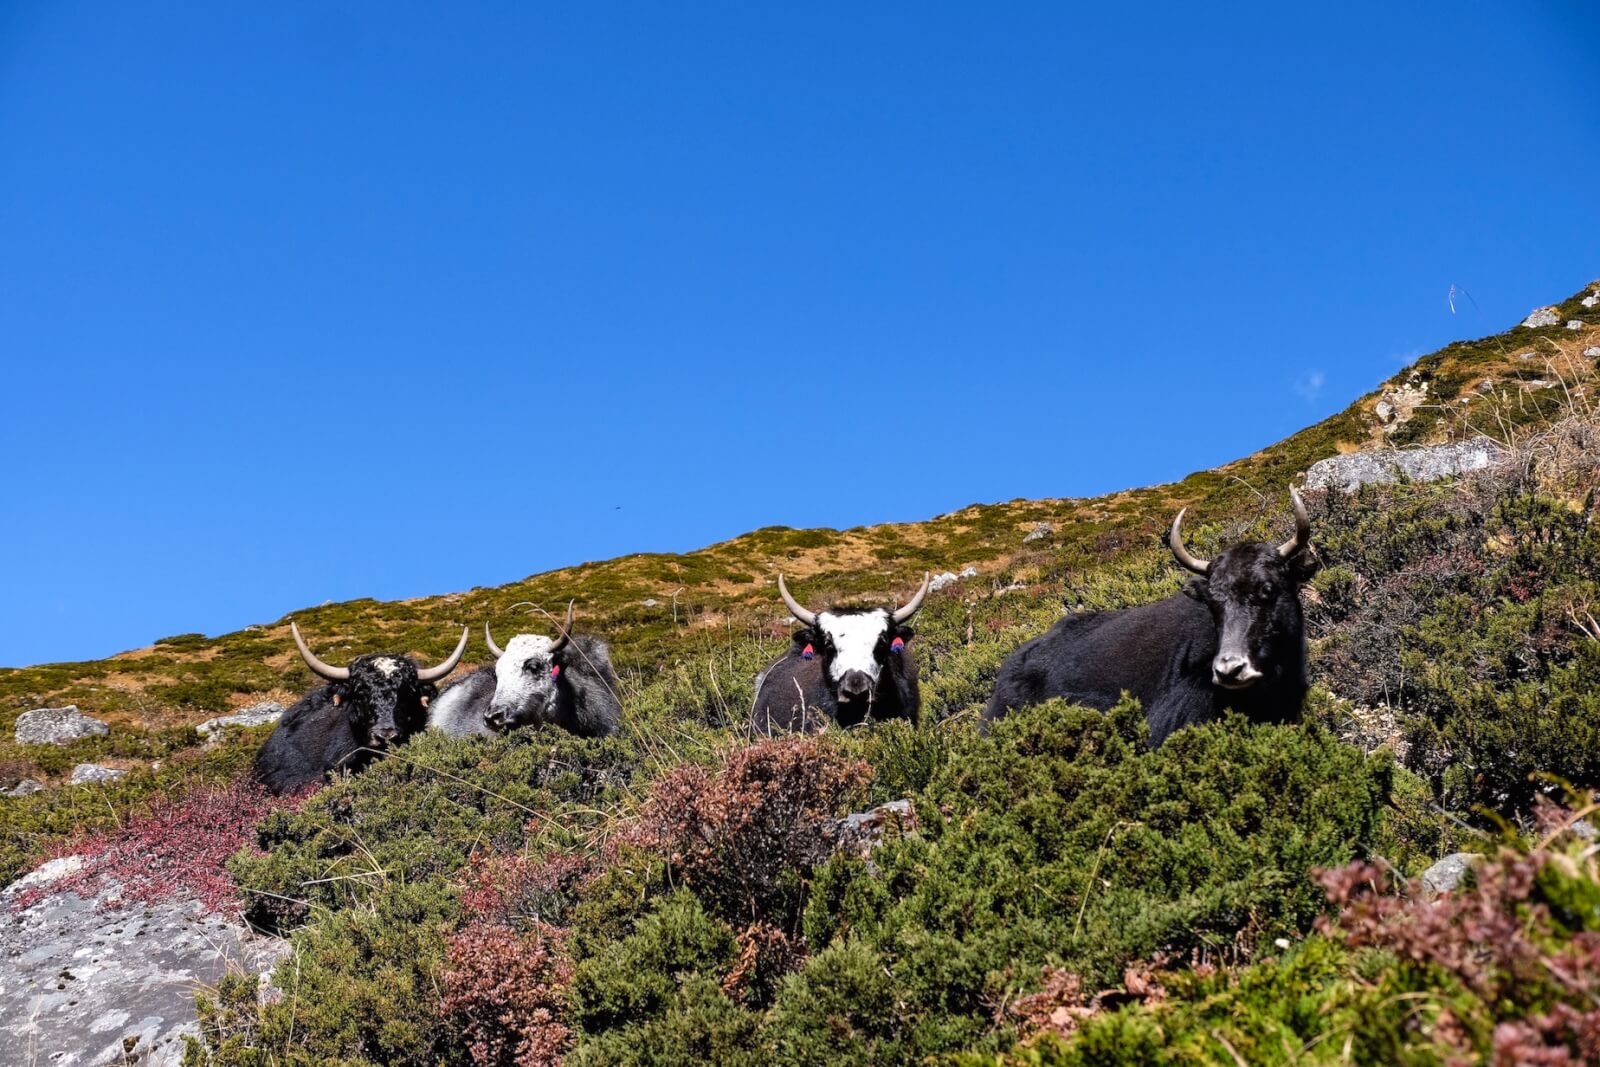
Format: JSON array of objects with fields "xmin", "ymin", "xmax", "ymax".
[
  {"xmin": 252, "ymin": 620, "xmax": 469, "ymax": 794},
  {"xmin": 750, "ymin": 573, "xmax": 930, "ymax": 733},
  {"xmin": 982, "ymin": 490, "xmax": 1318, "ymax": 746},
  {"xmin": 429, "ymin": 601, "xmax": 622, "ymax": 739}
]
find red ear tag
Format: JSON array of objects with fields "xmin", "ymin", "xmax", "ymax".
[
  {"xmin": 331, "ymin": 693, "xmax": 341, "ymax": 706},
  {"xmin": 550, "ymin": 665, "xmax": 561, "ymax": 678},
  {"xmin": 801, "ymin": 644, "xmax": 815, "ymax": 660},
  {"xmin": 890, "ymin": 637, "xmax": 905, "ymax": 653}
]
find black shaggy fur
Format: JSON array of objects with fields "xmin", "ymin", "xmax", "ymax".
[
  {"xmin": 983, "ymin": 542, "xmax": 1316, "ymax": 747},
  {"xmin": 750, "ymin": 613, "xmax": 920, "ymax": 734},
  {"xmin": 253, "ymin": 653, "xmax": 436, "ymax": 795},
  {"xmin": 430, "ymin": 635, "xmax": 622, "ymax": 739}
]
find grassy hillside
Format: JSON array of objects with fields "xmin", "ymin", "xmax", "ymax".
[{"xmin": 4, "ymin": 281, "xmax": 1599, "ymax": 1065}]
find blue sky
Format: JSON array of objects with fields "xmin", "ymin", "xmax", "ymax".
[{"xmin": 2, "ymin": 3, "xmax": 1597, "ymax": 667}]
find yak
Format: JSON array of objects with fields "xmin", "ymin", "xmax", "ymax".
[
  {"xmin": 750, "ymin": 572, "xmax": 930, "ymax": 734},
  {"xmin": 982, "ymin": 489, "xmax": 1318, "ymax": 747},
  {"xmin": 252, "ymin": 620, "xmax": 469, "ymax": 794},
  {"xmin": 429, "ymin": 601, "xmax": 622, "ymax": 739}
]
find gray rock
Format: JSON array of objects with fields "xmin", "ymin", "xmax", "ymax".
[
  {"xmin": 1022, "ymin": 522, "xmax": 1052, "ymax": 544},
  {"xmin": 1305, "ymin": 438, "xmax": 1506, "ymax": 493},
  {"xmin": 1583, "ymin": 291, "xmax": 1599, "ymax": 308},
  {"xmin": 1521, "ymin": 306, "xmax": 1561, "ymax": 328},
  {"xmin": 0, "ymin": 859, "xmax": 289, "ymax": 1067},
  {"xmin": 69, "ymin": 763, "xmax": 126, "ymax": 786},
  {"xmin": 1475, "ymin": 379, "xmax": 1497, "ymax": 394},
  {"xmin": 927, "ymin": 572, "xmax": 959, "ymax": 592},
  {"xmin": 641, "ymin": 598, "xmax": 658, "ymax": 607},
  {"xmin": 958, "ymin": 566, "xmax": 978, "ymax": 579},
  {"xmin": 1374, "ymin": 399, "xmax": 1395, "ymax": 423},
  {"xmin": 1421, "ymin": 852, "xmax": 1481, "ymax": 895},
  {"xmin": 14, "ymin": 705, "xmax": 108, "ymax": 746},
  {"xmin": 1585, "ymin": 347, "xmax": 1600, "ymax": 360},
  {"xmin": 1567, "ymin": 320, "xmax": 1586, "ymax": 331},
  {"xmin": 6, "ymin": 779, "xmax": 45, "ymax": 797},
  {"xmin": 196, "ymin": 701, "xmax": 285, "ymax": 737},
  {"xmin": 833, "ymin": 799, "xmax": 917, "ymax": 864}
]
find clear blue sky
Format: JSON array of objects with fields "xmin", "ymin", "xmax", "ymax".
[{"xmin": 2, "ymin": 3, "xmax": 1597, "ymax": 667}]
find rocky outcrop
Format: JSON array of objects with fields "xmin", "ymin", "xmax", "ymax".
[
  {"xmin": 14, "ymin": 706, "xmax": 108, "ymax": 746},
  {"xmin": 1023, "ymin": 522, "xmax": 1052, "ymax": 543},
  {"xmin": 1421, "ymin": 852, "xmax": 1481, "ymax": 895},
  {"xmin": 0, "ymin": 859, "xmax": 289, "ymax": 1066},
  {"xmin": 1305, "ymin": 438, "xmax": 1505, "ymax": 493},
  {"xmin": 1521, "ymin": 306, "xmax": 1561, "ymax": 328}
]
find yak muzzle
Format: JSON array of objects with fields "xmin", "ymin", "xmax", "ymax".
[
  {"xmin": 1211, "ymin": 654, "xmax": 1263, "ymax": 690},
  {"xmin": 837, "ymin": 670, "xmax": 874, "ymax": 703}
]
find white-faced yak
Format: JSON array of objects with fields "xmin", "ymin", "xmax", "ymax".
[
  {"xmin": 750, "ymin": 572, "xmax": 930, "ymax": 734},
  {"xmin": 429, "ymin": 602, "xmax": 622, "ymax": 739},
  {"xmin": 983, "ymin": 489, "xmax": 1318, "ymax": 746},
  {"xmin": 252, "ymin": 621, "xmax": 469, "ymax": 794}
]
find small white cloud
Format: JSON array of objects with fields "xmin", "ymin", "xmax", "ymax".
[{"xmin": 1294, "ymin": 370, "xmax": 1325, "ymax": 403}]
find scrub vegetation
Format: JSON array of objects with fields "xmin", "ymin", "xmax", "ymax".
[{"xmin": 2, "ymin": 283, "xmax": 1598, "ymax": 1063}]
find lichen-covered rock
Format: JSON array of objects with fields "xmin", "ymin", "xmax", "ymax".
[
  {"xmin": 1521, "ymin": 306, "xmax": 1561, "ymax": 328},
  {"xmin": 1023, "ymin": 522, "xmax": 1052, "ymax": 543},
  {"xmin": 1567, "ymin": 320, "xmax": 1586, "ymax": 330},
  {"xmin": 69, "ymin": 763, "xmax": 126, "ymax": 785},
  {"xmin": 14, "ymin": 705, "xmax": 108, "ymax": 746},
  {"xmin": 928, "ymin": 572, "xmax": 960, "ymax": 592},
  {"xmin": 1305, "ymin": 438, "xmax": 1505, "ymax": 493},
  {"xmin": 1421, "ymin": 852, "xmax": 1481, "ymax": 895},
  {"xmin": 832, "ymin": 798, "xmax": 917, "ymax": 863},
  {"xmin": 5, "ymin": 779, "xmax": 45, "ymax": 797},
  {"xmin": 0, "ymin": 860, "xmax": 288, "ymax": 1067},
  {"xmin": 1585, "ymin": 347, "xmax": 1600, "ymax": 360},
  {"xmin": 196, "ymin": 700, "xmax": 285, "ymax": 737}
]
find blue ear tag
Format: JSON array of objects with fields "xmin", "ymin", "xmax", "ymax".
[
  {"xmin": 802, "ymin": 644, "xmax": 815, "ymax": 660},
  {"xmin": 890, "ymin": 637, "xmax": 905, "ymax": 653}
]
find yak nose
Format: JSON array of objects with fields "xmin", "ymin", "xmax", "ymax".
[
  {"xmin": 372, "ymin": 726, "xmax": 398, "ymax": 746},
  {"xmin": 838, "ymin": 671, "xmax": 873, "ymax": 700},
  {"xmin": 1213, "ymin": 654, "xmax": 1262, "ymax": 688}
]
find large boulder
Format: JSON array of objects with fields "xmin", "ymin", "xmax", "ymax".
[
  {"xmin": 1305, "ymin": 438, "xmax": 1505, "ymax": 493},
  {"xmin": 1521, "ymin": 306, "xmax": 1561, "ymax": 328},
  {"xmin": 14, "ymin": 705, "xmax": 108, "ymax": 746},
  {"xmin": 0, "ymin": 859, "xmax": 288, "ymax": 1067}
]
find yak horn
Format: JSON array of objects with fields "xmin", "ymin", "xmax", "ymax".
[
  {"xmin": 1277, "ymin": 487, "xmax": 1312, "ymax": 558},
  {"xmin": 1168, "ymin": 508, "xmax": 1212, "ymax": 575},
  {"xmin": 548, "ymin": 601, "xmax": 575, "ymax": 654},
  {"xmin": 417, "ymin": 627, "xmax": 470, "ymax": 682},
  {"xmin": 777, "ymin": 574, "xmax": 818, "ymax": 627},
  {"xmin": 484, "ymin": 622, "xmax": 505, "ymax": 660},
  {"xmin": 892, "ymin": 572, "xmax": 932, "ymax": 623},
  {"xmin": 291, "ymin": 620, "xmax": 350, "ymax": 681}
]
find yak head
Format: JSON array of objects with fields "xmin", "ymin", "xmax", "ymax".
[
  {"xmin": 483, "ymin": 601, "xmax": 578, "ymax": 733},
  {"xmin": 777, "ymin": 572, "xmax": 930, "ymax": 708},
  {"xmin": 1169, "ymin": 489, "xmax": 1319, "ymax": 691},
  {"xmin": 291, "ymin": 621, "xmax": 468, "ymax": 749}
]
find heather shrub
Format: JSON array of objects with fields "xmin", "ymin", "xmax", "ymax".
[
  {"xmin": 628, "ymin": 735, "xmax": 871, "ymax": 925},
  {"xmin": 443, "ymin": 919, "xmax": 574, "ymax": 1067}
]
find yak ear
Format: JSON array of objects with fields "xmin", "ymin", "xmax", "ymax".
[
  {"xmin": 1180, "ymin": 577, "xmax": 1209, "ymax": 602},
  {"xmin": 791, "ymin": 626, "xmax": 817, "ymax": 648},
  {"xmin": 1290, "ymin": 545, "xmax": 1322, "ymax": 583},
  {"xmin": 892, "ymin": 623, "xmax": 916, "ymax": 642}
]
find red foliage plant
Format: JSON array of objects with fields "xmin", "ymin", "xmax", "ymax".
[
  {"xmin": 442, "ymin": 919, "xmax": 574, "ymax": 1067},
  {"xmin": 626, "ymin": 735, "xmax": 872, "ymax": 920},
  {"xmin": 12, "ymin": 779, "xmax": 298, "ymax": 915},
  {"xmin": 1004, "ymin": 964, "xmax": 1167, "ymax": 1046},
  {"xmin": 1318, "ymin": 801, "xmax": 1600, "ymax": 1066}
]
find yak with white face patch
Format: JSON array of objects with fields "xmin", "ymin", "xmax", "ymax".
[
  {"xmin": 253, "ymin": 621, "xmax": 469, "ymax": 795},
  {"xmin": 750, "ymin": 574, "xmax": 930, "ymax": 734},
  {"xmin": 429, "ymin": 604, "xmax": 623, "ymax": 740}
]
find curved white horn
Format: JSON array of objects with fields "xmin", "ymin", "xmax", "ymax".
[
  {"xmin": 777, "ymin": 574, "xmax": 818, "ymax": 627},
  {"xmin": 548, "ymin": 601, "xmax": 575, "ymax": 654},
  {"xmin": 1277, "ymin": 487, "xmax": 1312, "ymax": 559},
  {"xmin": 1169, "ymin": 508, "xmax": 1212, "ymax": 575},
  {"xmin": 892, "ymin": 572, "xmax": 932, "ymax": 624},
  {"xmin": 417, "ymin": 626, "xmax": 470, "ymax": 682},
  {"xmin": 291, "ymin": 620, "xmax": 350, "ymax": 681},
  {"xmin": 484, "ymin": 622, "xmax": 505, "ymax": 660}
]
